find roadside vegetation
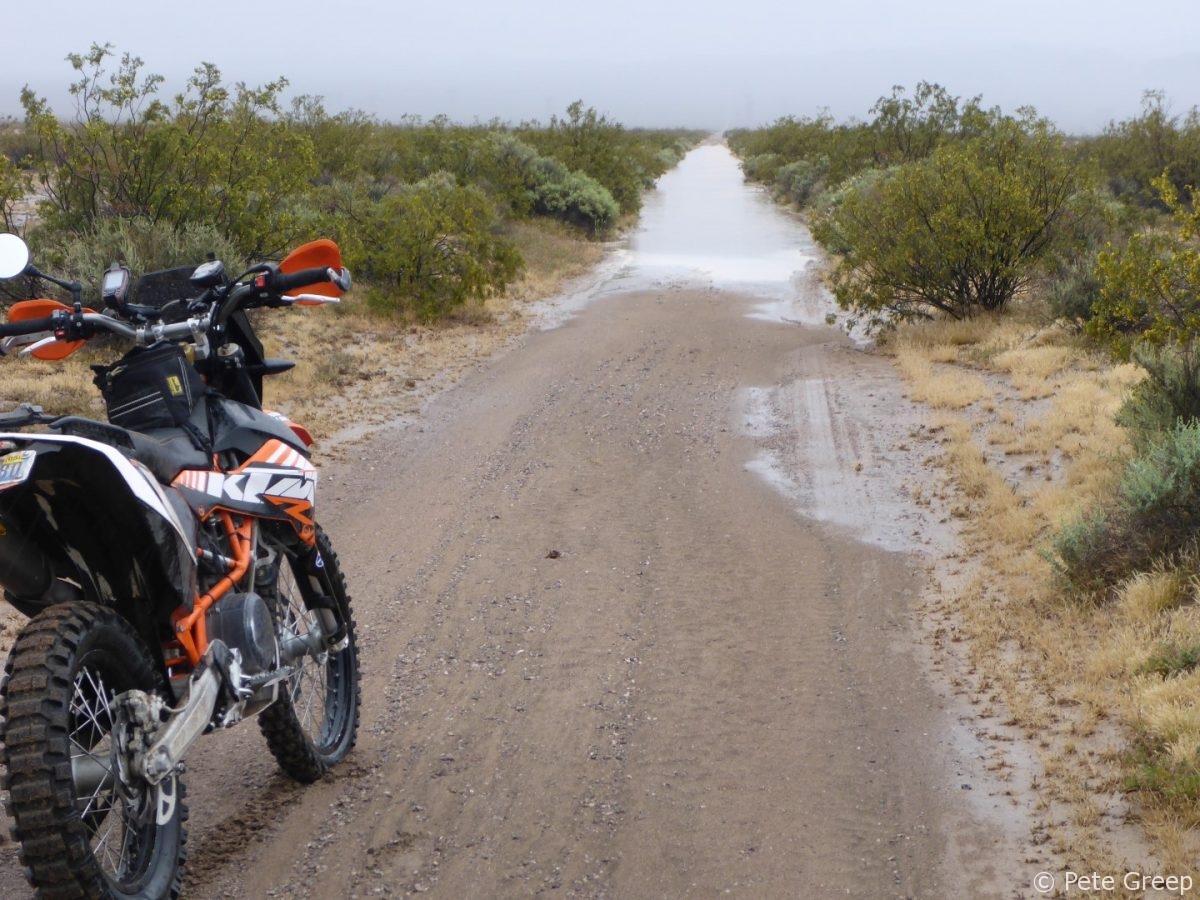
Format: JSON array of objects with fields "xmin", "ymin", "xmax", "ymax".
[
  {"xmin": 0, "ymin": 44, "xmax": 700, "ymax": 430},
  {"xmin": 731, "ymin": 84, "xmax": 1200, "ymax": 874},
  {"xmin": 0, "ymin": 44, "xmax": 699, "ymax": 316}
]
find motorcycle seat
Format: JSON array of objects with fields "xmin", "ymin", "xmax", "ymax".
[
  {"xmin": 131, "ymin": 428, "xmax": 211, "ymax": 483},
  {"xmin": 52, "ymin": 416, "xmax": 210, "ymax": 484}
]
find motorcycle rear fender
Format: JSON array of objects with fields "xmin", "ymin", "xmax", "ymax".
[{"xmin": 0, "ymin": 432, "xmax": 198, "ymax": 622}]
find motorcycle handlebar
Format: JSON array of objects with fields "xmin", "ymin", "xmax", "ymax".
[
  {"xmin": 1, "ymin": 257, "xmax": 348, "ymax": 351},
  {"xmin": 264, "ymin": 265, "xmax": 350, "ymax": 295},
  {"xmin": 0, "ymin": 311, "xmax": 206, "ymax": 344},
  {"xmin": 268, "ymin": 266, "xmax": 334, "ymax": 294},
  {"xmin": 0, "ymin": 315, "xmax": 57, "ymax": 337}
]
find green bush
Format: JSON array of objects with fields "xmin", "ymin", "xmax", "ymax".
[
  {"xmin": 774, "ymin": 157, "xmax": 829, "ymax": 207},
  {"xmin": 55, "ymin": 218, "xmax": 244, "ymax": 278},
  {"xmin": 16, "ymin": 52, "xmax": 691, "ymax": 324},
  {"xmin": 22, "ymin": 45, "xmax": 314, "ymax": 258},
  {"xmin": 1115, "ymin": 346, "xmax": 1200, "ymax": 447},
  {"xmin": 326, "ymin": 173, "xmax": 522, "ymax": 321},
  {"xmin": 519, "ymin": 101, "xmax": 646, "ymax": 215},
  {"xmin": 1085, "ymin": 91, "xmax": 1200, "ymax": 211},
  {"xmin": 1091, "ymin": 179, "xmax": 1200, "ymax": 439},
  {"xmin": 1048, "ymin": 421, "xmax": 1200, "ymax": 591},
  {"xmin": 1045, "ymin": 249, "xmax": 1107, "ymax": 322},
  {"xmin": 525, "ymin": 157, "xmax": 619, "ymax": 234},
  {"xmin": 813, "ymin": 114, "xmax": 1087, "ymax": 326},
  {"xmin": 0, "ymin": 117, "xmax": 35, "ymax": 165},
  {"xmin": 740, "ymin": 153, "xmax": 783, "ymax": 184},
  {"xmin": 477, "ymin": 134, "xmax": 541, "ymax": 218},
  {"xmin": 1136, "ymin": 642, "xmax": 1200, "ymax": 678},
  {"xmin": 0, "ymin": 154, "xmax": 32, "ymax": 233},
  {"xmin": 1, "ymin": 218, "xmax": 246, "ymax": 308},
  {"xmin": 1046, "ymin": 508, "xmax": 1114, "ymax": 593}
]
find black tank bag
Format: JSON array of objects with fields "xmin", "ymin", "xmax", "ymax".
[{"xmin": 93, "ymin": 342, "xmax": 210, "ymax": 450}]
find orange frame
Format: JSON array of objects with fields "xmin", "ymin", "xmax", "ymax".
[{"xmin": 170, "ymin": 511, "xmax": 254, "ymax": 668}]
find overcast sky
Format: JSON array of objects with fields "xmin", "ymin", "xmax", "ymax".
[{"xmin": 4, "ymin": 1, "xmax": 1199, "ymax": 134}]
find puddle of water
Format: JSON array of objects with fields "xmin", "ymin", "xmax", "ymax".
[
  {"xmin": 532, "ymin": 142, "xmax": 840, "ymax": 329},
  {"xmin": 738, "ymin": 378, "xmax": 959, "ymax": 559},
  {"xmin": 622, "ymin": 145, "xmax": 830, "ymax": 318}
]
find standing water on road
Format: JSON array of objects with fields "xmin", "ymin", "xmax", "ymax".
[
  {"xmin": 540, "ymin": 142, "xmax": 838, "ymax": 328},
  {"xmin": 557, "ymin": 141, "xmax": 954, "ymax": 557}
]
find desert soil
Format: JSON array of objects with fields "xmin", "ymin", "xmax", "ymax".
[{"xmin": 0, "ymin": 146, "xmax": 1057, "ymax": 898}]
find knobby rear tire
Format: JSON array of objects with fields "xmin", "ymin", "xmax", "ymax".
[
  {"xmin": 0, "ymin": 602, "xmax": 188, "ymax": 899},
  {"xmin": 258, "ymin": 526, "xmax": 361, "ymax": 783}
]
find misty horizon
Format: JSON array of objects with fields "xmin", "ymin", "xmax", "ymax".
[{"xmin": 4, "ymin": 2, "xmax": 1200, "ymax": 136}]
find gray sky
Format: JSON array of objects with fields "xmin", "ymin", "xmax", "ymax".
[{"xmin": 3, "ymin": 1, "xmax": 1199, "ymax": 133}]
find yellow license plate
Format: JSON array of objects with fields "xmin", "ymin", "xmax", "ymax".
[{"xmin": 0, "ymin": 450, "xmax": 35, "ymax": 491}]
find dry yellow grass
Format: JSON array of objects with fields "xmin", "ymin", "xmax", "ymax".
[
  {"xmin": 892, "ymin": 307, "xmax": 1200, "ymax": 877},
  {"xmin": 893, "ymin": 344, "xmax": 993, "ymax": 409}
]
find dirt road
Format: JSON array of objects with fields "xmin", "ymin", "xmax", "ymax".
[
  {"xmin": 183, "ymin": 289, "xmax": 1015, "ymax": 898},
  {"xmin": 0, "ymin": 148, "xmax": 1039, "ymax": 898}
]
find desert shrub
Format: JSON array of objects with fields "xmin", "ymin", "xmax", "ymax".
[
  {"xmin": 519, "ymin": 101, "xmax": 645, "ymax": 215},
  {"xmin": 1115, "ymin": 346, "xmax": 1200, "ymax": 447},
  {"xmin": 740, "ymin": 153, "xmax": 783, "ymax": 184},
  {"xmin": 1049, "ymin": 421, "xmax": 1200, "ymax": 591},
  {"xmin": 1043, "ymin": 191, "xmax": 1124, "ymax": 322},
  {"xmin": 525, "ymin": 157, "xmax": 618, "ymax": 234},
  {"xmin": 1086, "ymin": 91, "xmax": 1200, "ymax": 211},
  {"xmin": 1046, "ymin": 508, "xmax": 1114, "ymax": 592},
  {"xmin": 0, "ymin": 118, "xmax": 35, "ymax": 165},
  {"xmin": 867, "ymin": 81, "xmax": 985, "ymax": 164},
  {"xmin": 326, "ymin": 173, "xmax": 521, "ymax": 321},
  {"xmin": 22, "ymin": 45, "xmax": 315, "ymax": 258},
  {"xmin": 1091, "ymin": 179, "xmax": 1200, "ymax": 438},
  {"xmin": 49, "ymin": 218, "xmax": 245, "ymax": 280},
  {"xmin": 0, "ymin": 218, "xmax": 246, "ymax": 307},
  {"xmin": 474, "ymin": 134, "xmax": 619, "ymax": 232},
  {"xmin": 653, "ymin": 145, "xmax": 684, "ymax": 178},
  {"xmin": 1137, "ymin": 643, "xmax": 1200, "ymax": 678},
  {"xmin": 477, "ymin": 133, "xmax": 541, "ymax": 218},
  {"xmin": 813, "ymin": 114, "xmax": 1087, "ymax": 327},
  {"xmin": 1046, "ymin": 248, "xmax": 1107, "ymax": 322},
  {"xmin": 0, "ymin": 155, "xmax": 32, "ymax": 233},
  {"xmin": 774, "ymin": 157, "xmax": 829, "ymax": 207}
]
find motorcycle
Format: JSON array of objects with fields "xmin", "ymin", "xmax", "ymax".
[{"xmin": 0, "ymin": 232, "xmax": 361, "ymax": 898}]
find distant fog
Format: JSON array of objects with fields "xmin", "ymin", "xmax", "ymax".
[{"xmin": 3, "ymin": 45, "xmax": 1198, "ymax": 136}]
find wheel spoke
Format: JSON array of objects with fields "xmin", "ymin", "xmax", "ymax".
[
  {"xmin": 258, "ymin": 531, "xmax": 358, "ymax": 782},
  {"xmin": 69, "ymin": 663, "xmax": 145, "ymax": 883},
  {"xmin": 70, "ymin": 668, "xmax": 115, "ymax": 821},
  {"xmin": 280, "ymin": 581, "xmax": 330, "ymax": 741}
]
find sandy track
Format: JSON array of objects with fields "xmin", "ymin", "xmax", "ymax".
[{"xmin": 0, "ymin": 286, "xmax": 1028, "ymax": 898}]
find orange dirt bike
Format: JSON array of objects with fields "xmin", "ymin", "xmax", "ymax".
[{"xmin": 0, "ymin": 233, "xmax": 361, "ymax": 898}]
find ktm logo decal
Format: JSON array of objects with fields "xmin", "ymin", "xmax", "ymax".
[
  {"xmin": 265, "ymin": 495, "xmax": 314, "ymax": 526},
  {"xmin": 177, "ymin": 469, "xmax": 316, "ymax": 506}
]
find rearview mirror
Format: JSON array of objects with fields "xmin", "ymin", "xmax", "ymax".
[{"xmin": 0, "ymin": 234, "xmax": 30, "ymax": 279}]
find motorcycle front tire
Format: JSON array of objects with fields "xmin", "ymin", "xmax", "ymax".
[{"xmin": 259, "ymin": 526, "xmax": 361, "ymax": 783}]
